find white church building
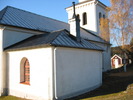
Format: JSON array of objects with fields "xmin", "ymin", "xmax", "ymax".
[{"xmin": 0, "ymin": 0, "xmax": 111, "ymax": 100}]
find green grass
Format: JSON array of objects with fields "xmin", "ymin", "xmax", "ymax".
[
  {"xmin": 66, "ymin": 65, "xmax": 133, "ymax": 100},
  {"xmin": 81, "ymin": 89, "xmax": 133, "ymax": 100},
  {"xmin": 0, "ymin": 90, "xmax": 133, "ymax": 100},
  {"xmin": 0, "ymin": 96, "xmax": 27, "ymax": 100},
  {"xmin": 0, "ymin": 89, "xmax": 132, "ymax": 100},
  {"xmin": 0, "ymin": 66, "xmax": 133, "ymax": 100}
]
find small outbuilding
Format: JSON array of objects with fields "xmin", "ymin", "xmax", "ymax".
[{"xmin": 111, "ymin": 54, "xmax": 123, "ymax": 69}]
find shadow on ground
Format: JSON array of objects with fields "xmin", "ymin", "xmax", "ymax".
[{"xmin": 66, "ymin": 65, "xmax": 133, "ymax": 100}]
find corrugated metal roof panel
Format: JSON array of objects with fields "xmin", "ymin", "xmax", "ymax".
[
  {"xmin": 5, "ymin": 30, "xmax": 103, "ymax": 51},
  {"xmin": 0, "ymin": 6, "xmax": 108, "ymax": 44},
  {"xmin": 51, "ymin": 31, "xmax": 103, "ymax": 50},
  {"xmin": 0, "ymin": 6, "xmax": 70, "ymax": 32},
  {"xmin": 52, "ymin": 31, "xmax": 97, "ymax": 50}
]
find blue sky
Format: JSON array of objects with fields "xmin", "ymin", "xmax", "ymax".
[{"xmin": 0, "ymin": 0, "xmax": 110, "ymax": 22}]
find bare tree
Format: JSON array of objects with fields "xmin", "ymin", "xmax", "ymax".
[
  {"xmin": 109, "ymin": 0, "xmax": 133, "ymax": 49},
  {"xmin": 100, "ymin": 0, "xmax": 133, "ymax": 71},
  {"xmin": 99, "ymin": 18, "xmax": 110, "ymax": 42}
]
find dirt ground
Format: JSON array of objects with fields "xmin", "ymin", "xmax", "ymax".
[{"xmin": 66, "ymin": 65, "xmax": 133, "ymax": 100}]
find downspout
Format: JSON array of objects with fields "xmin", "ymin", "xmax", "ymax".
[
  {"xmin": 102, "ymin": 52, "xmax": 104, "ymax": 72},
  {"xmin": 0, "ymin": 26, "xmax": 6, "ymax": 96},
  {"xmin": 52, "ymin": 47, "xmax": 58, "ymax": 100}
]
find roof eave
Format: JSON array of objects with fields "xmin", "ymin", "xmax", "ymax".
[
  {"xmin": 0, "ymin": 23, "xmax": 50, "ymax": 33},
  {"xmin": 4, "ymin": 44, "xmax": 53, "ymax": 52},
  {"xmin": 66, "ymin": 0, "xmax": 107, "ymax": 9},
  {"xmin": 51, "ymin": 44, "xmax": 104, "ymax": 51},
  {"xmin": 5, "ymin": 44, "xmax": 103, "ymax": 52}
]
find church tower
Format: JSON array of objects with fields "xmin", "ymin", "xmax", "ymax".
[{"xmin": 66, "ymin": 0, "xmax": 107, "ymax": 35}]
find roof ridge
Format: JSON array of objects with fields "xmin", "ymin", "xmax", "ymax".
[
  {"xmin": 50, "ymin": 29, "xmax": 68, "ymax": 44},
  {"xmin": 0, "ymin": 6, "xmax": 9, "ymax": 23},
  {"xmin": 51, "ymin": 29, "xmax": 68, "ymax": 33},
  {"xmin": 6, "ymin": 6, "xmax": 68, "ymax": 25},
  {"xmin": 81, "ymin": 27, "xmax": 109, "ymax": 43},
  {"xmin": 81, "ymin": 27, "xmax": 100, "ymax": 37}
]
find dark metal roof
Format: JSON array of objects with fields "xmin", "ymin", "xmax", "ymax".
[
  {"xmin": 81, "ymin": 28, "xmax": 110, "ymax": 44},
  {"xmin": 0, "ymin": 6, "xmax": 109, "ymax": 44},
  {"xmin": 5, "ymin": 29, "xmax": 103, "ymax": 51},
  {"xmin": 0, "ymin": 6, "xmax": 70, "ymax": 32}
]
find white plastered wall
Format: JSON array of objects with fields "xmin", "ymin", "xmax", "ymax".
[
  {"xmin": 93, "ymin": 42, "xmax": 111, "ymax": 71},
  {"xmin": 0, "ymin": 27, "xmax": 7, "ymax": 96},
  {"xmin": 0, "ymin": 26, "xmax": 44, "ymax": 96},
  {"xmin": 79, "ymin": 0, "xmax": 88, "ymax": 2},
  {"xmin": 7, "ymin": 47, "xmax": 53, "ymax": 100},
  {"xmin": 55, "ymin": 47, "xmax": 102, "ymax": 99},
  {"xmin": 0, "ymin": 28, "xmax": 4, "ymax": 96},
  {"xmin": 67, "ymin": 1, "xmax": 98, "ymax": 34},
  {"xmin": 66, "ymin": 1, "xmax": 110, "ymax": 72},
  {"xmin": 66, "ymin": 1, "xmax": 107, "ymax": 36},
  {"xmin": 3, "ymin": 28, "xmax": 40, "ymax": 48},
  {"xmin": 96, "ymin": 4, "xmax": 107, "ymax": 35}
]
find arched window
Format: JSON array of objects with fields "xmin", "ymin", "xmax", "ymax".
[
  {"xmin": 103, "ymin": 14, "xmax": 105, "ymax": 19},
  {"xmin": 20, "ymin": 57, "xmax": 30, "ymax": 85},
  {"xmin": 83, "ymin": 12, "xmax": 87, "ymax": 25},
  {"xmin": 77, "ymin": 14, "xmax": 80, "ymax": 20},
  {"xmin": 99, "ymin": 12, "xmax": 102, "ymax": 24},
  {"xmin": 99, "ymin": 12, "xmax": 102, "ymax": 19}
]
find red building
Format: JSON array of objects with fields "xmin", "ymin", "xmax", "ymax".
[{"xmin": 111, "ymin": 54, "xmax": 123, "ymax": 69}]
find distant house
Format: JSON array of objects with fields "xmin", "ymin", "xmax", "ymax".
[
  {"xmin": 111, "ymin": 54, "xmax": 123, "ymax": 69},
  {"xmin": 111, "ymin": 45, "xmax": 133, "ymax": 68},
  {"xmin": 0, "ymin": 0, "xmax": 111, "ymax": 100}
]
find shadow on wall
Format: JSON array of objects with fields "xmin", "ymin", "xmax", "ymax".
[{"xmin": 65, "ymin": 65, "xmax": 133, "ymax": 100}]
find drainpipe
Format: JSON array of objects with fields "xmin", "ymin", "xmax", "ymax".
[
  {"xmin": 102, "ymin": 52, "xmax": 104, "ymax": 72},
  {"xmin": 0, "ymin": 26, "xmax": 6, "ymax": 96},
  {"xmin": 52, "ymin": 47, "xmax": 58, "ymax": 100}
]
